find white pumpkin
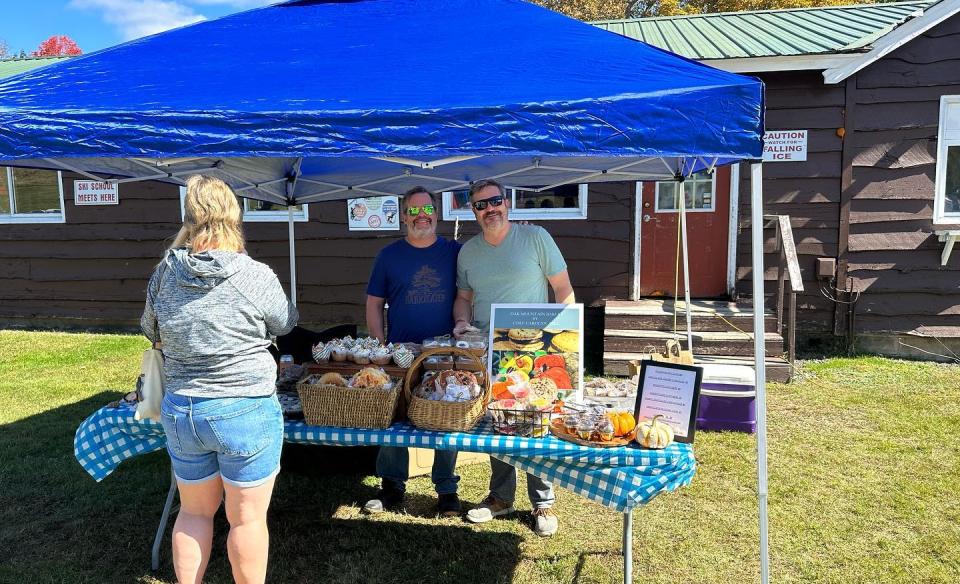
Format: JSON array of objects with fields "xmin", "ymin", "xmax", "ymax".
[{"xmin": 635, "ymin": 415, "xmax": 674, "ymax": 449}]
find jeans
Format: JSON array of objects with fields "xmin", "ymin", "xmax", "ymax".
[
  {"xmin": 489, "ymin": 457, "xmax": 555, "ymax": 509},
  {"xmin": 376, "ymin": 446, "xmax": 460, "ymax": 495}
]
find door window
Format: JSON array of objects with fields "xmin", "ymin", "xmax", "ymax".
[{"xmin": 654, "ymin": 171, "xmax": 714, "ymax": 213}]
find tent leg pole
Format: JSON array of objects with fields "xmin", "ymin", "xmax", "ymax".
[
  {"xmin": 288, "ymin": 205, "xmax": 297, "ymax": 306},
  {"xmin": 750, "ymin": 162, "xmax": 770, "ymax": 584},
  {"xmin": 623, "ymin": 510, "xmax": 633, "ymax": 584},
  {"xmin": 679, "ymin": 195, "xmax": 693, "ymax": 351},
  {"xmin": 152, "ymin": 467, "xmax": 178, "ymax": 571}
]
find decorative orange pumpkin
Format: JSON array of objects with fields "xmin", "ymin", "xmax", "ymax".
[
  {"xmin": 537, "ymin": 366, "xmax": 572, "ymax": 389},
  {"xmin": 491, "ymin": 381, "xmax": 512, "ymax": 400},
  {"xmin": 534, "ymin": 354, "xmax": 565, "ymax": 371},
  {"xmin": 606, "ymin": 411, "xmax": 636, "ymax": 437},
  {"xmin": 635, "ymin": 415, "xmax": 674, "ymax": 449}
]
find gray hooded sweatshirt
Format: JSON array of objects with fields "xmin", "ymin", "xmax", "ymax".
[{"xmin": 141, "ymin": 248, "xmax": 298, "ymax": 398}]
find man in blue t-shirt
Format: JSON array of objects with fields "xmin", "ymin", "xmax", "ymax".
[{"xmin": 364, "ymin": 186, "xmax": 462, "ymax": 517}]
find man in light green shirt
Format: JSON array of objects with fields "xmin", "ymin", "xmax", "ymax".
[{"xmin": 453, "ymin": 178, "xmax": 574, "ymax": 538}]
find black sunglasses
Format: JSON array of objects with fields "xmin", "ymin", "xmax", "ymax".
[{"xmin": 472, "ymin": 195, "xmax": 505, "ymax": 211}]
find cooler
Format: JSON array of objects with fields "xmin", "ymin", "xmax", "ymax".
[{"xmin": 697, "ymin": 364, "xmax": 756, "ymax": 433}]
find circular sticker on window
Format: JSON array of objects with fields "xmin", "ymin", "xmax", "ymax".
[
  {"xmin": 367, "ymin": 214, "xmax": 382, "ymax": 228},
  {"xmin": 382, "ymin": 199, "xmax": 399, "ymax": 225}
]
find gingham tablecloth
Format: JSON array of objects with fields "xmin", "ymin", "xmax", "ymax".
[{"xmin": 75, "ymin": 403, "xmax": 696, "ymax": 512}]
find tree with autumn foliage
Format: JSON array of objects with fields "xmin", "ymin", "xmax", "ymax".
[
  {"xmin": 532, "ymin": 0, "xmax": 876, "ymax": 20},
  {"xmin": 32, "ymin": 35, "xmax": 82, "ymax": 57}
]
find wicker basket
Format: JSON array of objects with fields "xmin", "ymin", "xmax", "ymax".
[
  {"xmin": 404, "ymin": 347, "xmax": 489, "ymax": 432},
  {"xmin": 297, "ymin": 374, "xmax": 400, "ymax": 429}
]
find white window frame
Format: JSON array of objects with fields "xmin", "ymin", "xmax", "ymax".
[
  {"xmin": 653, "ymin": 172, "xmax": 716, "ymax": 214},
  {"xmin": 178, "ymin": 187, "xmax": 309, "ymax": 222},
  {"xmin": 0, "ymin": 167, "xmax": 66, "ymax": 224},
  {"xmin": 441, "ymin": 184, "xmax": 588, "ymax": 221},
  {"xmin": 934, "ymin": 95, "xmax": 960, "ymax": 225}
]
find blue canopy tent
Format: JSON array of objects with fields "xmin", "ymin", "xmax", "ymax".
[{"xmin": 0, "ymin": 1, "xmax": 770, "ymax": 581}]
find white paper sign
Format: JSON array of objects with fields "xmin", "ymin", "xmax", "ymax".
[
  {"xmin": 347, "ymin": 196, "xmax": 400, "ymax": 231},
  {"xmin": 74, "ymin": 180, "xmax": 119, "ymax": 205},
  {"xmin": 635, "ymin": 363, "xmax": 701, "ymax": 440},
  {"xmin": 763, "ymin": 130, "xmax": 808, "ymax": 162}
]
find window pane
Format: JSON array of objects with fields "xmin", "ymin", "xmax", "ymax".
[
  {"xmin": 11, "ymin": 168, "xmax": 60, "ymax": 214},
  {"xmin": 657, "ymin": 171, "xmax": 712, "ymax": 210},
  {"xmin": 0, "ymin": 169, "xmax": 10, "ymax": 215},
  {"xmin": 242, "ymin": 199, "xmax": 302, "ymax": 213},
  {"xmin": 514, "ymin": 184, "xmax": 579, "ymax": 210},
  {"xmin": 946, "ymin": 146, "xmax": 960, "ymax": 214},
  {"xmin": 448, "ymin": 189, "xmax": 471, "ymax": 212},
  {"xmin": 658, "ymin": 183, "xmax": 679, "ymax": 210}
]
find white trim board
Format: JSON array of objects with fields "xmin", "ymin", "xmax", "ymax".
[
  {"xmin": 823, "ymin": 0, "xmax": 960, "ymax": 83},
  {"xmin": 703, "ymin": 53, "xmax": 860, "ymax": 73}
]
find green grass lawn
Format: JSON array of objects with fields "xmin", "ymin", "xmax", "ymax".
[{"xmin": 1, "ymin": 330, "xmax": 958, "ymax": 583}]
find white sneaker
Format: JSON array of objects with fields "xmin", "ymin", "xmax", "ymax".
[
  {"xmin": 532, "ymin": 507, "xmax": 558, "ymax": 537},
  {"xmin": 466, "ymin": 494, "xmax": 515, "ymax": 524},
  {"xmin": 363, "ymin": 498, "xmax": 385, "ymax": 514}
]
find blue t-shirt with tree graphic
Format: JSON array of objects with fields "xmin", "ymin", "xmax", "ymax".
[{"xmin": 367, "ymin": 237, "xmax": 461, "ymax": 343}]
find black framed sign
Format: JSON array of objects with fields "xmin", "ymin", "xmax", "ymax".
[{"xmin": 633, "ymin": 360, "xmax": 703, "ymax": 444}]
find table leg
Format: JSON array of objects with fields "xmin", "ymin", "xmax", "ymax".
[
  {"xmin": 152, "ymin": 467, "xmax": 178, "ymax": 572},
  {"xmin": 623, "ymin": 510, "xmax": 633, "ymax": 584}
]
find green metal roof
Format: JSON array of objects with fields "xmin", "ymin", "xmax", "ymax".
[
  {"xmin": 0, "ymin": 57, "xmax": 72, "ymax": 79},
  {"xmin": 593, "ymin": 1, "xmax": 938, "ymax": 60}
]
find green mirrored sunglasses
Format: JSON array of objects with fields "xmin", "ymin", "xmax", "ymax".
[{"xmin": 406, "ymin": 204, "xmax": 435, "ymax": 216}]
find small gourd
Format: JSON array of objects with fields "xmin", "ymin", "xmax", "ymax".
[
  {"xmin": 606, "ymin": 411, "xmax": 637, "ymax": 437},
  {"xmin": 635, "ymin": 415, "xmax": 674, "ymax": 449}
]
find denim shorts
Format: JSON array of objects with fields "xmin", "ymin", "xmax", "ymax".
[{"xmin": 160, "ymin": 392, "xmax": 284, "ymax": 488}]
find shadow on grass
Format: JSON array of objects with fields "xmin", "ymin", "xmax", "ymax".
[{"xmin": 0, "ymin": 393, "xmax": 523, "ymax": 584}]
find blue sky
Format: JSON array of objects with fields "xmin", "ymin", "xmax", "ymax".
[{"xmin": 2, "ymin": 0, "xmax": 275, "ymax": 56}]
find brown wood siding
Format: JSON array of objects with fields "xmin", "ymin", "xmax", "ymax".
[
  {"xmin": 735, "ymin": 71, "xmax": 845, "ymax": 335},
  {"xmin": 0, "ymin": 175, "xmax": 633, "ymax": 331},
  {"xmin": 845, "ymin": 15, "xmax": 960, "ymax": 334}
]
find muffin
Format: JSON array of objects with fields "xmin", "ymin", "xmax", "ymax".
[{"xmin": 371, "ymin": 347, "xmax": 392, "ymax": 365}]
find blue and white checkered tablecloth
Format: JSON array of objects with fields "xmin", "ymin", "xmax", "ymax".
[{"xmin": 75, "ymin": 403, "xmax": 696, "ymax": 512}]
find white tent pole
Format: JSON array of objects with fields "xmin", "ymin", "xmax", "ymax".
[
  {"xmin": 750, "ymin": 162, "xmax": 770, "ymax": 584},
  {"xmin": 679, "ymin": 182, "xmax": 693, "ymax": 351},
  {"xmin": 288, "ymin": 204, "xmax": 297, "ymax": 306}
]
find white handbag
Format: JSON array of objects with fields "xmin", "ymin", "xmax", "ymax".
[{"xmin": 134, "ymin": 347, "xmax": 165, "ymax": 421}]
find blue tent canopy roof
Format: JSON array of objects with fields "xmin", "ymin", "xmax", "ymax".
[{"xmin": 0, "ymin": 0, "xmax": 763, "ymax": 202}]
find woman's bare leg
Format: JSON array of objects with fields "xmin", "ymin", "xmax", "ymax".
[
  {"xmin": 223, "ymin": 476, "xmax": 277, "ymax": 584},
  {"xmin": 172, "ymin": 475, "xmax": 223, "ymax": 584}
]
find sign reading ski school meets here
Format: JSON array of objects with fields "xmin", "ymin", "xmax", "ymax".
[
  {"xmin": 762, "ymin": 130, "xmax": 808, "ymax": 162},
  {"xmin": 73, "ymin": 180, "xmax": 119, "ymax": 205}
]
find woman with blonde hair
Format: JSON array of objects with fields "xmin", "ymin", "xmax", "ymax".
[{"xmin": 141, "ymin": 175, "xmax": 297, "ymax": 584}]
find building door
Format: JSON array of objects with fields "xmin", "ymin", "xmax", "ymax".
[{"xmin": 638, "ymin": 167, "xmax": 730, "ymax": 297}]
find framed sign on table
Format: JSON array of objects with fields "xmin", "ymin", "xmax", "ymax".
[
  {"xmin": 487, "ymin": 303, "xmax": 584, "ymax": 401},
  {"xmin": 633, "ymin": 360, "xmax": 703, "ymax": 444}
]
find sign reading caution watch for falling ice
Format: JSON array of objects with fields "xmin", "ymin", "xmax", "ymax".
[{"xmin": 762, "ymin": 130, "xmax": 807, "ymax": 162}]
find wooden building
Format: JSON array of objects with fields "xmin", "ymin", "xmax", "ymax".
[{"xmin": 2, "ymin": 1, "xmax": 959, "ymax": 368}]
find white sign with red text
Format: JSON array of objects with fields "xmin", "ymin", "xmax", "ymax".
[
  {"xmin": 74, "ymin": 180, "xmax": 119, "ymax": 205},
  {"xmin": 763, "ymin": 130, "xmax": 808, "ymax": 162}
]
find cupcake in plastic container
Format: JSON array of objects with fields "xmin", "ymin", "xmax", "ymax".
[
  {"xmin": 371, "ymin": 347, "xmax": 392, "ymax": 366},
  {"xmin": 330, "ymin": 342, "xmax": 349, "ymax": 362},
  {"xmin": 393, "ymin": 346, "xmax": 414, "ymax": 368},
  {"xmin": 312, "ymin": 341, "xmax": 332, "ymax": 363}
]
